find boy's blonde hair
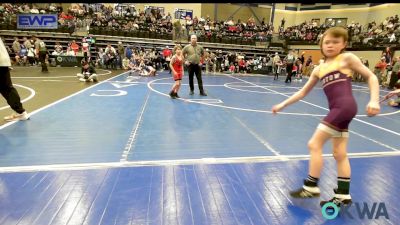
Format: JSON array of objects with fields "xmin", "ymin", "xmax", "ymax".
[{"xmin": 319, "ymin": 27, "xmax": 348, "ymax": 57}]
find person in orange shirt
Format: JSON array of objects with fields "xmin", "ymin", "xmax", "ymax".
[
  {"xmin": 69, "ymin": 40, "xmax": 80, "ymax": 56},
  {"xmin": 163, "ymin": 46, "xmax": 172, "ymax": 73},
  {"xmin": 238, "ymin": 58, "xmax": 246, "ymax": 73},
  {"xmin": 374, "ymin": 57, "xmax": 387, "ymax": 84}
]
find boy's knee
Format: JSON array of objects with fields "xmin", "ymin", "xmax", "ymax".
[
  {"xmin": 333, "ymin": 150, "xmax": 347, "ymax": 161},
  {"xmin": 307, "ymin": 141, "xmax": 321, "ymax": 153}
]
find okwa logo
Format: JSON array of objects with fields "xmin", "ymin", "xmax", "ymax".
[{"xmin": 321, "ymin": 202, "xmax": 389, "ymax": 220}]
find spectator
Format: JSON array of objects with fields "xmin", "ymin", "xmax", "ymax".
[
  {"xmin": 124, "ymin": 45, "xmax": 133, "ymax": 60},
  {"xmin": 104, "ymin": 43, "xmax": 117, "ymax": 69},
  {"xmin": 52, "ymin": 41, "xmax": 63, "ymax": 56},
  {"xmin": 385, "ymin": 88, "xmax": 400, "ymax": 107},
  {"xmin": 77, "ymin": 60, "xmax": 98, "ymax": 82},
  {"xmin": 17, "ymin": 44, "xmax": 28, "ymax": 66},
  {"xmin": 81, "ymin": 39, "xmax": 90, "ymax": 61},
  {"xmin": 65, "ymin": 47, "xmax": 76, "ymax": 56},
  {"xmin": 272, "ymin": 52, "xmax": 280, "ymax": 74},
  {"xmin": 69, "ymin": 40, "xmax": 80, "ymax": 56},
  {"xmin": 12, "ymin": 37, "xmax": 20, "ymax": 56},
  {"xmin": 117, "ymin": 41, "xmax": 124, "ymax": 68},
  {"xmin": 274, "ymin": 58, "xmax": 283, "ymax": 80},
  {"xmin": 162, "ymin": 46, "xmax": 172, "ymax": 72},
  {"xmin": 122, "ymin": 57, "xmax": 130, "ymax": 70},
  {"xmin": 388, "ymin": 56, "xmax": 400, "ymax": 89},
  {"xmin": 26, "ymin": 43, "xmax": 35, "ymax": 66},
  {"xmin": 229, "ymin": 63, "xmax": 235, "ymax": 74},
  {"xmin": 382, "ymin": 47, "xmax": 393, "ymax": 65},
  {"xmin": 96, "ymin": 48, "xmax": 105, "ymax": 68},
  {"xmin": 374, "ymin": 57, "xmax": 387, "ymax": 84},
  {"xmin": 303, "ymin": 56, "xmax": 313, "ymax": 77},
  {"xmin": 23, "ymin": 37, "xmax": 32, "ymax": 49}
]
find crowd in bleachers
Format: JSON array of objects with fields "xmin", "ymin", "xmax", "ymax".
[
  {"xmin": 278, "ymin": 20, "xmax": 327, "ymax": 42},
  {"xmin": 72, "ymin": 4, "xmax": 275, "ymax": 43},
  {"xmin": 279, "ymin": 14, "xmax": 400, "ymax": 46},
  {"xmin": 354, "ymin": 15, "xmax": 400, "ymax": 46},
  {"xmin": 0, "ymin": 3, "xmax": 92, "ymax": 34},
  {"xmin": 86, "ymin": 3, "xmax": 400, "ymax": 47},
  {"xmin": 6, "ymin": 31, "xmax": 397, "ymax": 84},
  {"xmin": 3, "ymin": 3, "xmax": 400, "ymax": 87},
  {"xmin": 93, "ymin": 43, "xmax": 284, "ymax": 76},
  {"xmin": 2, "ymin": 3, "xmax": 400, "ymax": 47},
  {"xmin": 5, "ymin": 32, "xmax": 284, "ymax": 77},
  {"xmin": 0, "ymin": 3, "xmax": 274, "ymax": 44}
]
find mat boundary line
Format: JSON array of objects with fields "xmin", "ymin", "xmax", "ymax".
[{"xmin": 0, "ymin": 151, "xmax": 399, "ymax": 173}]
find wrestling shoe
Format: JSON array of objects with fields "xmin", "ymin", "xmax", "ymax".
[
  {"xmin": 4, "ymin": 111, "xmax": 30, "ymax": 121},
  {"xmin": 289, "ymin": 180, "xmax": 321, "ymax": 198},
  {"xmin": 320, "ymin": 189, "xmax": 352, "ymax": 208}
]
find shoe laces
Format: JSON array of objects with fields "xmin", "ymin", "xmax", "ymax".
[
  {"xmin": 299, "ymin": 189, "xmax": 314, "ymax": 198},
  {"xmin": 331, "ymin": 197, "xmax": 344, "ymax": 205},
  {"xmin": 8, "ymin": 113, "xmax": 20, "ymax": 118}
]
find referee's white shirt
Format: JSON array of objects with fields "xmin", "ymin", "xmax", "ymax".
[{"xmin": 0, "ymin": 38, "xmax": 11, "ymax": 67}]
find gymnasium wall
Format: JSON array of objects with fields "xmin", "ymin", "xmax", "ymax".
[
  {"xmin": 200, "ymin": 4, "xmax": 271, "ymax": 25},
  {"xmin": 129, "ymin": 3, "xmax": 203, "ymax": 21},
  {"xmin": 291, "ymin": 8, "xmax": 370, "ymax": 27},
  {"xmin": 367, "ymin": 4, "xmax": 400, "ymax": 24},
  {"xmin": 201, "ymin": 4, "xmax": 215, "ymax": 21},
  {"xmin": 289, "ymin": 48, "xmax": 385, "ymax": 71},
  {"xmin": 274, "ymin": 10, "xmax": 297, "ymax": 29}
]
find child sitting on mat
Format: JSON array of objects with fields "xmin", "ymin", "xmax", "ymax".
[{"xmin": 77, "ymin": 61, "xmax": 98, "ymax": 82}]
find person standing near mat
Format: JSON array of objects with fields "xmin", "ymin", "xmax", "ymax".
[
  {"xmin": 182, "ymin": 34, "xmax": 207, "ymax": 96},
  {"xmin": 284, "ymin": 50, "xmax": 296, "ymax": 83},
  {"xmin": 32, "ymin": 35, "xmax": 48, "ymax": 73},
  {"xmin": 0, "ymin": 37, "xmax": 30, "ymax": 122},
  {"xmin": 169, "ymin": 45, "xmax": 184, "ymax": 99},
  {"xmin": 271, "ymin": 27, "xmax": 380, "ymax": 208}
]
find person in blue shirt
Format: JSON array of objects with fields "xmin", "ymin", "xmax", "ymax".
[{"xmin": 16, "ymin": 44, "xmax": 28, "ymax": 66}]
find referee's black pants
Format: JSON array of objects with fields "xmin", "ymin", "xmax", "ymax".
[
  {"xmin": 0, "ymin": 67, "xmax": 25, "ymax": 114},
  {"xmin": 188, "ymin": 63, "xmax": 205, "ymax": 94},
  {"xmin": 388, "ymin": 71, "xmax": 399, "ymax": 89},
  {"xmin": 39, "ymin": 51, "xmax": 48, "ymax": 72},
  {"xmin": 285, "ymin": 63, "xmax": 293, "ymax": 83}
]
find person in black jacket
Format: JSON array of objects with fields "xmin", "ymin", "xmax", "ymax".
[{"xmin": 77, "ymin": 60, "xmax": 98, "ymax": 82}]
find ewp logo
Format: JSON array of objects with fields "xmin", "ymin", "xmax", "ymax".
[
  {"xmin": 17, "ymin": 14, "xmax": 58, "ymax": 29},
  {"xmin": 321, "ymin": 202, "xmax": 389, "ymax": 220}
]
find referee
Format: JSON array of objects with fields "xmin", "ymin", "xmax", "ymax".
[
  {"xmin": 32, "ymin": 35, "xmax": 48, "ymax": 73},
  {"xmin": 182, "ymin": 35, "xmax": 207, "ymax": 96}
]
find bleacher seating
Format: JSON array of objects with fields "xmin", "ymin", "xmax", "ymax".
[{"xmin": 0, "ymin": 30, "xmax": 285, "ymax": 62}]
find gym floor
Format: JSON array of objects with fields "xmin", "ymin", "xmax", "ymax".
[{"xmin": 0, "ymin": 66, "xmax": 120, "ymax": 127}]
